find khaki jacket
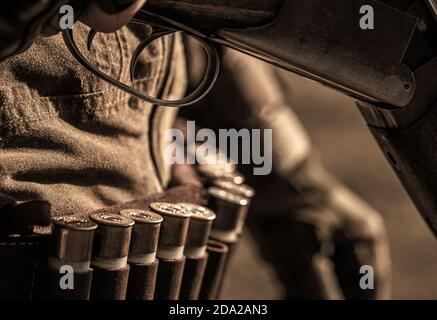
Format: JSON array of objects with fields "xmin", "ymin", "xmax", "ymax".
[{"xmin": 0, "ymin": 23, "xmax": 186, "ymax": 216}]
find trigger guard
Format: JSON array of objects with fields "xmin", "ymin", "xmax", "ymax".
[{"xmin": 63, "ymin": 27, "xmax": 220, "ymax": 108}]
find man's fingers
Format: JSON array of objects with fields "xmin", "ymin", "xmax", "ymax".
[
  {"xmin": 80, "ymin": 0, "xmax": 146, "ymax": 33},
  {"xmin": 329, "ymin": 187, "xmax": 392, "ymax": 299}
]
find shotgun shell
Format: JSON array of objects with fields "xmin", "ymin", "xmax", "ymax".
[
  {"xmin": 119, "ymin": 209, "xmax": 163, "ymax": 265},
  {"xmin": 197, "ymin": 165, "xmax": 245, "ymax": 185},
  {"xmin": 198, "ymin": 158, "xmax": 237, "ymax": 173},
  {"xmin": 211, "ymin": 180, "xmax": 255, "ymax": 234},
  {"xmin": 212, "ymin": 179, "xmax": 255, "ymax": 199},
  {"xmin": 90, "ymin": 212, "xmax": 134, "ymax": 270},
  {"xmin": 178, "ymin": 203, "xmax": 216, "ymax": 258},
  {"xmin": 49, "ymin": 216, "xmax": 97, "ymax": 273},
  {"xmin": 149, "ymin": 202, "xmax": 192, "ymax": 260},
  {"xmin": 207, "ymin": 187, "xmax": 249, "ymax": 242}
]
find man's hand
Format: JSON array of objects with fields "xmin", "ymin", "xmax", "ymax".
[
  {"xmin": 81, "ymin": 0, "xmax": 147, "ymax": 33},
  {"xmin": 0, "ymin": 0, "xmax": 146, "ymax": 61}
]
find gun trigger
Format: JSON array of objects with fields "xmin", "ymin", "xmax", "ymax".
[
  {"xmin": 87, "ymin": 30, "xmax": 98, "ymax": 51},
  {"xmin": 130, "ymin": 31, "xmax": 173, "ymax": 82}
]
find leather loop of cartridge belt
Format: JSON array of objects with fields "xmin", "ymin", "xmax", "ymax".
[
  {"xmin": 0, "ymin": 232, "xmax": 50, "ymax": 300},
  {"xmin": 207, "ymin": 187, "xmax": 250, "ymax": 242},
  {"xmin": 89, "ymin": 213, "xmax": 134, "ymax": 270},
  {"xmin": 0, "ymin": 199, "xmax": 53, "ymax": 299},
  {"xmin": 0, "ymin": 199, "xmax": 51, "ymax": 235},
  {"xmin": 178, "ymin": 203, "xmax": 216, "ymax": 258},
  {"xmin": 149, "ymin": 202, "xmax": 192, "ymax": 260},
  {"xmin": 119, "ymin": 209, "xmax": 163, "ymax": 265}
]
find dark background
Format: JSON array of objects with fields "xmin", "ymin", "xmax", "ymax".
[{"xmin": 222, "ymin": 71, "xmax": 437, "ymax": 300}]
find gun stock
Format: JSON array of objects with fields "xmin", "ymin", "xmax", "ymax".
[{"xmin": 145, "ymin": 0, "xmax": 283, "ymax": 29}]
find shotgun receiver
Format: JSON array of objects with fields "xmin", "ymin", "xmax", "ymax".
[
  {"xmin": 63, "ymin": 0, "xmax": 435, "ymax": 107},
  {"xmin": 27, "ymin": 0, "xmax": 437, "ymax": 237}
]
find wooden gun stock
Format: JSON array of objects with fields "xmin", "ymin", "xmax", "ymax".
[{"xmin": 145, "ymin": 0, "xmax": 283, "ymax": 29}]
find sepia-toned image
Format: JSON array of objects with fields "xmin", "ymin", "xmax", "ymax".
[{"xmin": 1, "ymin": 0, "xmax": 437, "ymax": 310}]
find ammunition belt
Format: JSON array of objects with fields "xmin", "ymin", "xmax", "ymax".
[{"xmin": 0, "ymin": 163, "xmax": 255, "ymax": 300}]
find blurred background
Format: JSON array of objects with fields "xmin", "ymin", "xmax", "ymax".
[{"xmin": 222, "ymin": 70, "xmax": 437, "ymax": 300}]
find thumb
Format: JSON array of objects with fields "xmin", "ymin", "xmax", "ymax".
[{"xmin": 80, "ymin": 0, "xmax": 147, "ymax": 33}]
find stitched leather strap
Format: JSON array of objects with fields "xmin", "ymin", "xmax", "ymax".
[
  {"xmin": 0, "ymin": 233, "xmax": 50, "ymax": 300},
  {"xmin": 0, "ymin": 201, "xmax": 51, "ymax": 235}
]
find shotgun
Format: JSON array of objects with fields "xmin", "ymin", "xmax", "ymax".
[{"xmin": 119, "ymin": 0, "xmax": 437, "ymax": 239}]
